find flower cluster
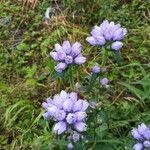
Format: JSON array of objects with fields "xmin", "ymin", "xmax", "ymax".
[
  {"xmin": 42, "ymin": 90, "xmax": 89, "ymax": 138},
  {"xmin": 50, "ymin": 41, "xmax": 86, "ymax": 73},
  {"xmin": 131, "ymin": 123, "xmax": 150, "ymax": 150},
  {"xmin": 86, "ymin": 20, "xmax": 127, "ymax": 51}
]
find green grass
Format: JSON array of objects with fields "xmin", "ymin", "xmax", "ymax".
[{"xmin": 0, "ymin": 0, "xmax": 150, "ymax": 149}]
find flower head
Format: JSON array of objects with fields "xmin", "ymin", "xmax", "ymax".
[
  {"xmin": 42, "ymin": 91, "xmax": 89, "ymax": 136},
  {"xmin": 86, "ymin": 20, "xmax": 127, "ymax": 51},
  {"xmin": 131, "ymin": 123, "xmax": 150, "ymax": 150},
  {"xmin": 50, "ymin": 41, "xmax": 86, "ymax": 73}
]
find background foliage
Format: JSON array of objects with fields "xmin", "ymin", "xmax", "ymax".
[{"xmin": 0, "ymin": 0, "xmax": 150, "ymax": 149}]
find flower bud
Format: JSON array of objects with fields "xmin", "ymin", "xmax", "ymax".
[
  {"xmin": 111, "ymin": 41, "xmax": 123, "ymax": 51},
  {"xmin": 74, "ymin": 56, "xmax": 86, "ymax": 65},
  {"xmin": 55, "ymin": 63, "xmax": 67, "ymax": 73},
  {"xmin": 92, "ymin": 66, "xmax": 101, "ymax": 73}
]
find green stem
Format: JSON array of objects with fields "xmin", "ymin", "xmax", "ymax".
[
  {"xmin": 113, "ymin": 51, "xmax": 122, "ymax": 64},
  {"xmin": 69, "ymin": 65, "xmax": 74, "ymax": 90},
  {"xmin": 88, "ymin": 74, "xmax": 98, "ymax": 92},
  {"xmin": 101, "ymin": 47, "xmax": 108, "ymax": 67},
  {"xmin": 57, "ymin": 76, "xmax": 63, "ymax": 92}
]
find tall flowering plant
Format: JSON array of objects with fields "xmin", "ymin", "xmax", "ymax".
[{"xmin": 42, "ymin": 19, "xmax": 128, "ymax": 149}]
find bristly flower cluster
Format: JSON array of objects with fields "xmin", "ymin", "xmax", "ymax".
[
  {"xmin": 42, "ymin": 91, "xmax": 89, "ymax": 141},
  {"xmin": 86, "ymin": 20, "xmax": 127, "ymax": 51},
  {"xmin": 50, "ymin": 41, "xmax": 86, "ymax": 73},
  {"xmin": 131, "ymin": 123, "xmax": 150, "ymax": 150}
]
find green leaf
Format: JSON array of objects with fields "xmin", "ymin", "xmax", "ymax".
[
  {"xmin": 113, "ymin": 51, "xmax": 122, "ymax": 64},
  {"xmin": 25, "ymin": 65, "xmax": 37, "ymax": 78},
  {"xmin": 16, "ymin": 43, "xmax": 30, "ymax": 51},
  {"xmin": 119, "ymin": 82, "xmax": 143, "ymax": 100}
]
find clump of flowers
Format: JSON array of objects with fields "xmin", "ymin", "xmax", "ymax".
[
  {"xmin": 86, "ymin": 20, "xmax": 127, "ymax": 51},
  {"xmin": 42, "ymin": 90, "xmax": 89, "ymax": 147},
  {"xmin": 50, "ymin": 41, "xmax": 86, "ymax": 73},
  {"xmin": 131, "ymin": 123, "xmax": 150, "ymax": 150}
]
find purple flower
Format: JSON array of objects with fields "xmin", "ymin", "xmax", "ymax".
[
  {"xmin": 54, "ymin": 43, "xmax": 62, "ymax": 52},
  {"xmin": 137, "ymin": 123, "xmax": 150, "ymax": 140},
  {"xmin": 131, "ymin": 128, "xmax": 143, "ymax": 140},
  {"xmin": 75, "ymin": 112, "xmax": 87, "ymax": 121},
  {"xmin": 91, "ymin": 26, "xmax": 103, "ymax": 37},
  {"xmin": 71, "ymin": 42, "xmax": 82, "ymax": 57},
  {"xmin": 63, "ymin": 99, "xmax": 73, "ymax": 112},
  {"xmin": 73, "ymin": 99, "xmax": 89, "ymax": 112},
  {"xmin": 62, "ymin": 41, "xmax": 72, "ymax": 54},
  {"xmin": 50, "ymin": 41, "xmax": 86, "ymax": 73},
  {"xmin": 53, "ymin": 94, "xmax": 64, "ymax": 109},
  {"xmin": 53, "ymin": 121, "xmax": 67, "ymax": 135},
  {"xmin": 54, "ymin": 110, "xmax": 66, "ymax": 121},
  {"xmin": 47, "ymin": 105, "xmax": 58, "ymax": 116},
  {"xmin": 112, "ymin": 28, "xmax": 127, "ymax": 41},
  {"xmin": 67, "ymin": 143, "xmax": 74, "ymax": 150},
  {"xmin": 74, "ymin": 56, "xmax": 86, "ymax": 65},
  {"xmin": 111, "ymin": 41, "xmax": 123, "ymax": 51},
  {"xmin": 49, "ymin": 52, "xmax": 59, "ymax": 61},
  {"xmin": 55, "ymin": 62, "xmax": 67, "ymax": 73},
  {"xmin": 42, "ymin": 91, "xmax": 89, "ymax": 137},
  {"xmin": 86, "ymin": 36, "xmax": 97, "ymax": 45},
  {"xmin": 143, "ymin": 141, "xmax": 150, "ymax": 148},
  {"xmin": 133, "ymin": 143, "xmax": 143, "ymax": 150},
  {"xmin": 60, "ymin": 90, "xmax": 68, "ymax": 99},
  {"xmin": 100, "ymin": 78, "xmax": 109, "ymax": 86},
  {"xmin": 86, "ymin": 20, "xmax": 127, "ymax": 49},
  {"xmin": 66, "ymin": 113, "xmax": 77, "ymax": 124},
  {"xmin": 74, "ymin": 122, "xmax": 87, "ymax": 132},
  {"xmin": 72, "ymin": 132, "xmax": 80, "ymax": 142},
  {"xmin": 95, "ymin": 36, "xmax": 106, "ymax": 46},
  {"xmin": 57, "ymin": 51, "xmax": 66, "ymax": 61},
  {"xmin": 131, "ymin": 123, "xmax": 150, "ymax": 149},
  {"xmin": 92, "ymin": 65, "xmax": 101, "ymax": 73},
  {"xmin": 65, "ymin": 56, "xmax": 73, "ymax": 64},
  {"xmin": 69, "ymin": 92, "xmax": 77, "ymax": 104}
]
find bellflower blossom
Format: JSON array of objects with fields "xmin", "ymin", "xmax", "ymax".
[
  {"xmin": 100, "ymin": 78, "xmax": 109, "ymax": 86},
  {"xmin": 50, "ymin": 41, "xmax": 86, "ymax": 73},
  {"xmin": 42, "ymin": 90, "xmax": 89, "ymax": 138},
  {"xmin": 86, "ymin": 20, "xmax": 127, "ymax": 51},
  {"xmin": 92, "ymin": 65, "xmax": 101, "ymax": 74},
  {"xmin": 131, "ymin": 123, "xmax": 150, "ymax": 150},
  {"xmin": 67, "ymin": 143, "xmax": 74, "ymax": 150}
]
